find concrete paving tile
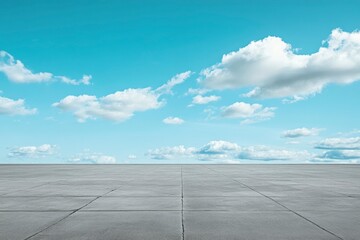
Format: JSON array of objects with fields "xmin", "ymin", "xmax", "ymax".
[
  {"xmin": 272, "ymin": 196, "xmax": 360, "ymax": 211},
  {"xmin": 29, "ymin": 211, "xmax": 182, "ymax": 240},
  {"xmin": 107, "ymin": 185, "xmax": 181, "ymax": 197},
  {"xmin": 82, "ymin": 196, "xmax": 181, "ymax": 211},
  {"xmin": 0, "ymin": 211, "xmax": 71, "ymax": 240},
  {"xmin": 184, "ymin": 211, "xmax": 340, "ymax": 240},
  {"xmin": 0, "ymin": 196, "xmax": 94, "ymax": 211},
  {"xmin": 184, "ymin": 196, "xmax": 285, "ymax": 211},
  {"xmin": 298, "ymin": 210, "xmax": 360, "ymax": 240}
]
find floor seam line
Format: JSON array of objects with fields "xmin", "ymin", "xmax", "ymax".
[
  {"xmin": 181, "ymin": 166, "xmax": 185, "ymax": 240},
  {"xmin": 23, "ymin": 187, "xmax": 118, "ymax": 240},
  {"xmin": 203, "ymin": 166, "xmax": 344, "ymax": 240}
]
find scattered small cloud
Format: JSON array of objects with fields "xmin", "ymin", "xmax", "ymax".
[
  {"xmin": 69, "ymin": 151, "xmax": 117, "ymax": 164},
  {"xmin": 0, "ymin": 96, "xmax": 37, "ymax": 116},
  {"xmin": 54, "ymin": 72, "xmax": 190, "ymax": 122},
  {"xmin": 282, "ymin": 127, "xmax": 322, "ymax": 138},
  {"xmin": 8, "ymin": 144, "xmax": 56, "ymax": 158},
  {"xmin": 156, "ymin": 71, "xmax": 192, "ymax": 95},
  {"xmin": 315, "ymin": 137, "xmax": 360, "ymax": 150},
  {"xmin": 128, "ymin": 154, "xmax": 137, "ymax": 159},
  {"xmin": 221, "ymin": 102, "xmax": 275, "ymax": 124},
  {"xmin": 163, "ymin": 117, "xmax": 184, "ymax": 125},
  {"xmin": 199, "ymin": 29, "xmax": 360, "ymax": 100},
  {"xmin": 0, "ymin": 50, "xmax": 91, "ymax": 85},
  {"xmin": 191, "ymin": 95, "xmax": 221, "ymax": 105},
  {"xmin": 147, "ymin": 145, "xmax": 196, "ymax": 160},
  {"xmin": 147, "ymin": 140, "xmax": 311, "ymax": 162}
]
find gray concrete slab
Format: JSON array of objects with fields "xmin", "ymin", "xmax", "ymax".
[{"xmin": 0, "ymin": 164, "xmax": 359, "ymax": 240}]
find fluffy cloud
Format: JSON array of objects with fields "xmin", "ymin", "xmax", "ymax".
[
  {"xmin": 192, "ymin": 95, "xmax": 221, "ymax": 105},
  {"xmin": 8, "ymin": 144, "xmax": 56, "ymax": 158},
  {"xmin": 147, "ymin": 145, "xmax": 196, "ymax": 160},
  {"xmin": 0, "ymin": 96, "xmax": 37, "ymax": 115},
  {"xmin": 0, "ymin": 50, "xmax": 91, "ymax": 85},
  {"xmin": 221, "ymin": 102, "xmax": 275, "ymax": 124},
  {"xmin": 54, "ymin": 71, "xmax": 190, "ymax": 122},
  {"xmin": 282, "ymin": 127, "xmax": 321, "ymax": 138},
  {"xmin": 69, "ymin": 152, "xmax": 117, "ymax": 164},
  {"xmin": 147, "ymin": 140, "xmax": 311, "ymax": 162},
  {"xmin": 199, "ymin": 29, "xmax": 360, "ymax": 99},
  {"xmin": 54, "ymin": 88, "xmax": 163, "ymax": 122},
  {"xmin": 163, "ymin": 117, "xmax": 184, "ymax": 125},
  {"xmin": 315, "ymin": 137, "xmax": 360, "ymax": 150}
]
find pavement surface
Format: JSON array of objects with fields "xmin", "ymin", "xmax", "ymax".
[{"xmin": 0, "ymin": 164, "xmax": 359, "ymax": 240}]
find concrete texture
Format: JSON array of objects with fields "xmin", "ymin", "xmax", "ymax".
[{"xmin": 0, "ymin": 165, "xmax": 359, "ymax": 240}]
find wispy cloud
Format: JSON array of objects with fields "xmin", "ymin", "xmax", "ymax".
[
  {"xmin": 0, "ymin": 96, "xmax": 37, "ymax": 116},
  {"xmin": 0, "ymin": 50, "xmax": 91, "ymax": 85},
  {"xmin": 315, "ymin": 137, "xmax": 360, "ymax": 150},
  {"xmin": 163, "ymin": 117, "xmax": 184, "ymax": 125},
  {"xmin": 8, "ymin": 144, "xmax": 56, "ymax": 158},
  {"xmin": 282, "ymin": 127, "xmax": 322, "ymax": 138},
  {"xmin": 69, "ymin": 151, "xmax": 116, "ymax": 164},
  {"xmin": 199, "ymin": 29, "xmax": 360, "ymax": 99}
]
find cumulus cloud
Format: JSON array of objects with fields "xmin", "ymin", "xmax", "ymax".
[
  {"xmin": 128, "ymin": 154, "xmax": 137, "ymax": 159},
  {"xmin": 315, "ymin": 137, "xmax": 360, "ymax": 150},
  {"xmin": 282, "ymin": 127, "xmax": 321, "ymax": 138},
  {"xmin": 199, "ymin": 29, "xmax": 360, "ymax": 99},
  {"xmin": 69, "ymin": 152, "xmax": 117, "ymax": 164},
  {"xmin": 54, "ymin": 88, "xmax": 163, "ymax": 122},
  {"xmin": 0, "ymin": 96, "xmax": 37, "ymax": 115},
  {"xmin": 191, "ymin": 95, "xmax": 221, "ymax": 105},
  {"xmin": 0, "ymin": 50, "xmax": 91, "ymax": 85},
  {"xmin": 54, "ymin": 71, "xmax": 190, "ymax": 122},
  {"xmin": 221, "ymin": 102, "xmax": 275, "ymax": 124},
  {"xmin": 163, "ymin": 117, "xmax": 184, "ymax": 125},
  {"xmin": 147, "ymin": 140, "xmax": 311, "ymax": 162},
  {"xmin": 8, "ymin": 144, "xmax": 56, "ymax": 158}
]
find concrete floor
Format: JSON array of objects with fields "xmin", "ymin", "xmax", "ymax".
[{"xmin": 0, "ymin": 165, "xmax": 359, "ymax": 240}]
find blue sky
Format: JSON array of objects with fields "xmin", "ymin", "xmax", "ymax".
[{"xmin": 1, "ymin": 0, "xmax": 360, "ymax": 163}]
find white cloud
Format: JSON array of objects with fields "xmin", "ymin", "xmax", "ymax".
[
  {"xmin": 8, "ymin": 144, "xmax": 56, "ymax": 158},
  {"xmin": 0, "ymin": 50, "xmax": 91, "ymax": 85},
  {"xmin": 199, "ymin": 29, "xmax": 360, "ymax": 99},
  {"xmin": 69, "ymin": 152, "xmax": 116, "ymax": 164},
  {"xmin": 163, "ymin": 117, "xmax": 184, "ymax": 125},
  {"xmin": 186, "ymin": 88, "xmax": 210, "ymax": 95},
  {"xmin": 156, "ymin": 71, "xmax": 192, "ymax": 94},
  {"xmin": 237, "ymin": 145, "xmax": 311, "ymax": 161},
  {"xmin": 54, "ymin": 72, "xmax": 190, "ymax": 122},
  {"xmin": 57, "ymin": 75, "xmax": 92, "ymax": 85},
  {"xmin": 221, "ymin": 102, "xmax": 275, "ymax": 124},
  {"xmin": 315, "ymin": 137, "xmax": 360, "ymax": 150},
  {"xmin": 147, "ymin": 145, "xmax": 196, "ymax": 160},
  {"xmin": 192, "ymin": 95, "xmax": 221, "ymax": 105},
  {"xmin": 128, "ymin": 154, "xmax": 137, "ymax": 159},
  {"xmin": 316, "ymin": 150, "xmax": 360, "ymax": 160},
  {"xmin": 282, "ymin": 127, "xmax": 321, "ymax": 138},
  {"xmin": 53, "ymin": 88, "xmax": 163, "ymax": 122},
  {"xmin": 0, "ymin": 96, "xmax": 37, "ymax": 115},
  {"xmin": 198, "ymin": 140, "xmax": 241, "ymax": 154},
  {"xmin": 147, "ymin": 140, "xmax": 311, "ymax": 162}
]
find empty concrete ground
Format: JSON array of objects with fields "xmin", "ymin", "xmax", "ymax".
[{"xmin": 0, "ymin": 165, "xmax": 359, "ymax": 240}]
